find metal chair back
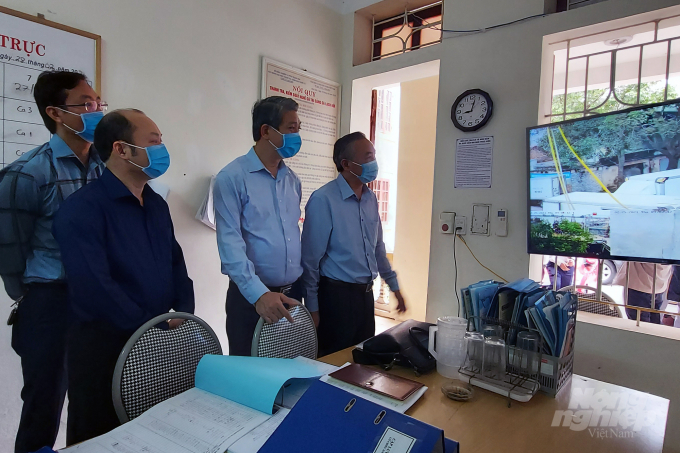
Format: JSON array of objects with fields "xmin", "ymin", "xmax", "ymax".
[
  {"xmin": 112, "ymin": 312, "xmax": 222, "ymax": 423},
  {"xmin": 251, "ymin": 304, "xmax": 318, "ymax": 359}
]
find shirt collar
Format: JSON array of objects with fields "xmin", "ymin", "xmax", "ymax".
[
  {"xmin": 336, "ymin": 173, "xmax": 365, "ymax": 200},
  {"xmin": 50, "ymin": 134, "xmax": 103, "ymax": 167},
  {"xmin": 101, "ymin": 168, "xmax": 152, "ymax": 200},
  {"xmin": 50, "ymin": 134, "xmax": 77, "ymax": 159},
  {"xmin": 245, "ymin": 147, "xmax": 287, "ymax": 177}
]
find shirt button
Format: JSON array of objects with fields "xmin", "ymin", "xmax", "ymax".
[
  {"xmin": 287, "ymin": 238, "xmax": 291, "ymax": 241},
  {"xmin": 279, "ymin": 199, "xmax": 282, "ymax": 203},
  {"xmin": 289, "ymin": 259, "xmax": 292, "ymax": 263}
]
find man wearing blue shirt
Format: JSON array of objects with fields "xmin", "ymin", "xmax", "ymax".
[
  {"xmin": 301, "ymin": 132, "xmax": 406, "ymax": 356},
  {"xmin": 53, "ymin": 109, "xmax": 195, "ymax": 445},
  {"xmin": 213, "ymin": 96, "xmax": 303, "ymax": 356},
  {"xmin": 0, "ymin": 71, "xmax": 106, "ymax": 453}
]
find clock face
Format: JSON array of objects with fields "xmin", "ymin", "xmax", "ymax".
[
  {"xmin": 454, "ymin": 93, "xmax": 489, "ymax": 129},
  {"xmin": 451, "ymin": 89, "xmax": 493, "ymax": 132}
]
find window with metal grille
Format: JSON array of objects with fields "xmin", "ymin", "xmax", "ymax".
[
  {"xmin": 367, "ymin": 178, "xmax": 390, "ymax": 222},
  {"xmin": 372, "ymin": 2, "xmax": 443, "ymax": 61},
  {"xmin": 545, "ymin": 13, "xmax": 680, "ymax": 123}
]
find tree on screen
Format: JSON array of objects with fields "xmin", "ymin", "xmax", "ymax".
[{"xmin": 543, "ymin": 84, "xmax": 680, "ymax": 187}]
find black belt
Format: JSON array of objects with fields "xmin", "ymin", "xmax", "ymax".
[
  {"xmin": 267, "ymin": 283, "xmax": 294, "ymax": 295},
  {"xmin": 321, "ymin": 276, "xmax": 373, "ymax": 293}
]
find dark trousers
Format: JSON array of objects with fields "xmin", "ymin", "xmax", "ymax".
[
  {"xmin": 11, "ymin": 283, "xmax": 69, "ymax": 453},
  {"xmin": 546, "ymin": 262, "xmax": 574, "ymax": 289},
  {"xmin": 625, "ymin": 289, "xmax": 664, "ymax": 324},
  {"xmin": 66, "ymin": 321, "xmax": 131, "ymax": 446},
  {"xmin": 317, "ymin": 277, "xmax": 375, "ymax": 357},
  {"xmin": 226, "ymin": 279, "xmax": 303, "ymax": 356}
]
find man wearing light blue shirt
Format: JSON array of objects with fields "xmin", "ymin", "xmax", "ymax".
[
  {"xmin": 302, "ymin": 132, "xmax": 406, "ymax": 356},
  {"xmin": 213, "ymin": 96, "xmax": 303, "ymax": 356}
]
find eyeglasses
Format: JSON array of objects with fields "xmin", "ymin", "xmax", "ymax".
[{"xmin": 59, "ymin": 101, "xmax": 108, "ymax": 112}]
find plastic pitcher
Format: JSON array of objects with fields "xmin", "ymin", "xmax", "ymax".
[{"xmin": 428, "ymin": 316, "xmax": 467, "ymax": 379}]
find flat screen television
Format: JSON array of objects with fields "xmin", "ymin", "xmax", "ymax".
[{"xmin": 527, "ymin": 99, "xmax": 680, "ymax": 264}]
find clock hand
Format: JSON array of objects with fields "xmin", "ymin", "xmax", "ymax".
[{"xmin": 464, "ymin": 98, "xmax": 477, "ymax": 114}]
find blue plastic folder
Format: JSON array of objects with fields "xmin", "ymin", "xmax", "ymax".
[
  {"xmin": 259, "ymin": 380, "xmax": 457, "ymax": 453},
  {"xmin": 194, "ymin": 355, "xmax": 327, "ymax": 414}
]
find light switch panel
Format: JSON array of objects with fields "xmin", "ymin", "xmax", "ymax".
[{"xmin": 471, "ymin": 204, "xmax": 491, "ymax": 235}]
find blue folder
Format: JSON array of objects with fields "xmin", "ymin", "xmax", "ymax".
[{"xmin": 260, "ymin": 380, "xmax": 457, "ymax": 453}]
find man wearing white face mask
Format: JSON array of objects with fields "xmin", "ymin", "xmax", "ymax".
[
  {"xmin": 301, "ymin": 132, "xmax": 406, "ymax": 356},
  {"xmin": 0, "ymin": 70, "xmax": 105, "ymax": 453},
  {"xmin": 53, "ymin": 109, "xmax": 194, "ymax": 444},
  {"xmin": 213, "ymin": 96, "xmax": 303, "ymax": 356}
]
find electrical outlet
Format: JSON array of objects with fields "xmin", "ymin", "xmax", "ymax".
[
  {"xmin": 455, "ymin": 216, "xmax": 466, "ymax": 235},
  {"xmin": 471, "ymin": 204, "xmax": 491, "ymax": 235}
]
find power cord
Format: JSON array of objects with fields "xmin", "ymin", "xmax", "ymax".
[
  {"xmin": 456, "ymin": 233, "xmax": 509, "ymax": 283},
  {"xmin": 453, "ymin": 229, "xmax": 461, "ymax": 317},
  {"xmin": 413, "ymin": 12, "xmax": 550, "ymax": 36}
]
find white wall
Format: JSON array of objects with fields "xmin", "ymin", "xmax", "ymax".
[
  {"xmin": 339, "ymin": 0, "xmax": 680, "ymax": 451},
  {"xmin": 0, "ymin": 0, "xmax": 342, "ymax": 450}
]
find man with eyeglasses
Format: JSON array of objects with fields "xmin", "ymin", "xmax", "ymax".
[
  {"xmin": 53, "ymin": 109, "xmax": 194, "ymax": 444},
  {"xmin": 213, "ymin": 96, "xmax": 303, "ymax": 355},
  {"xmin": 0, "ymin": 70, "xmax": 106, "ymax": 453}
]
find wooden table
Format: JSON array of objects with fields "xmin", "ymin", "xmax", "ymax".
[{"xmin": 320, "ymin": 348, "xmax": 669, "ymax": 453}]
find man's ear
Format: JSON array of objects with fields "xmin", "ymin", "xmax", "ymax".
[
  {"xmin": 260, "ymin": 124, "xmax": 270, "ymax": 140},
  {"xmin": 45, "ymin": 106, "xmax": 62, "ymax": 125},
  {"xmin": 112, "ymin": 141, "xmax": 128, "ymax": 159}
]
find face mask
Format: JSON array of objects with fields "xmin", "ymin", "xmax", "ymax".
[
  {"xmin": 124, "ymin": 142, "xmax": 171, "ymax": 179},
  {"xmin": 268, "ymin": 127, "xmax": 302, "ymax": 159},
  {"xmin": 350, "ymin": 159, "xmax": 379, "ymax": 184},
  {"xmin": 57, "ymin": 109, "xmax": 104, "ymax": 143}
]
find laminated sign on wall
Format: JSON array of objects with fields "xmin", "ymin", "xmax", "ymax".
[{"xmin": 0, "ymin": 6, "xmax": 100, "ymax": 169}]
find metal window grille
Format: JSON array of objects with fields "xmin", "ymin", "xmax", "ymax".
[
  {"xmin": 547, "ymin": 14, "xmax": 680, "ymax": 122},
  {"xmin": 367, "ymin": 178, "xmax": 390, "ymax": 222},
  {"xmin": 372, "ymin": 2, "xmax": 443, "ymax": 61}
]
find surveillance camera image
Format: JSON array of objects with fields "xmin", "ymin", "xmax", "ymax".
[{"xmin": 527, "ymin": 100, "xmax": 680, "ymax": 263}]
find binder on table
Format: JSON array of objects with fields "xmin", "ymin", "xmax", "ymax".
[{"xmin": 260, "ymin": 380, "xmax": 459, "ymax": 453}]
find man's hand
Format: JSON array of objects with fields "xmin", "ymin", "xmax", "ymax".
[
  {"xmin": 255, "ymin": 291, "xmax": 301, "ymax": 324},
  {"xmin": 394, "ymin": 290, "xmax": 407, "ymax": 313},
  {"xmin": 168, "ymin": 318, "xmax": 185, "ymax": 329},
  {"xmin": 310, "ymin": 311, "xmax": 320, "ymax": 328}
]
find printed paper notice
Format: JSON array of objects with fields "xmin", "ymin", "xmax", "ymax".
[
  {"xmin": 373, "ymin": 427, "xmax": 416, "ymax": 453},
  {"xmin": 455, "ymin": 137, "xmax": 493, "ymax": 188}
]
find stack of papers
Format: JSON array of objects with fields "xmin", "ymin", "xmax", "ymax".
[
  {"xmin": 60, "ymin": 356, "xmax": 334, "ymax": 453},
  {"xmin": 195, "ymin": 175, "xmax": 216, "ymax": 230}
]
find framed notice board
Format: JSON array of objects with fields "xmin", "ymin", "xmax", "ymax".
[{"xmin": 0, "ymin": 6, "xmax": 101, "ymax": 169}]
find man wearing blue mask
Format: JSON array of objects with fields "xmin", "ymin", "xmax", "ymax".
[
  {"xmin": 0, "ymin": 70, "xmax": 106, "ymax": 453},
  {"xmin": 52, "ymin": 109, "xmax": 194, "ymax": 444},
  {"xmin": 213, "ymin": 96, "xmax": 303, "ymax": 356},
  {"xmin": 301, "ymin": 132, "xmax": 406, "ymax": 356}
]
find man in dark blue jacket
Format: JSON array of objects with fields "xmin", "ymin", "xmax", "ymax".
[{"xmin": 53, "ymin": 109, "xmax": 195, "ymax": 445}]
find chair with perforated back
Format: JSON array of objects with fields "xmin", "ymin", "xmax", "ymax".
[
  {"xmin": 112, "ymin": 312, "xmax": 222, "ymax": 423},
  {"xmin": 558, "ymin": 285, "xmax": 624, "ymax": 318},
  {"xmin": 251, "ymin": 304, "xmax": 318, "ymax": 359}
]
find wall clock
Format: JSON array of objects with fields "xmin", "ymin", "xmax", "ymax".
[{"xmin": 451, "ymin": 89, "xmax": 493, "ymax": 132}]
